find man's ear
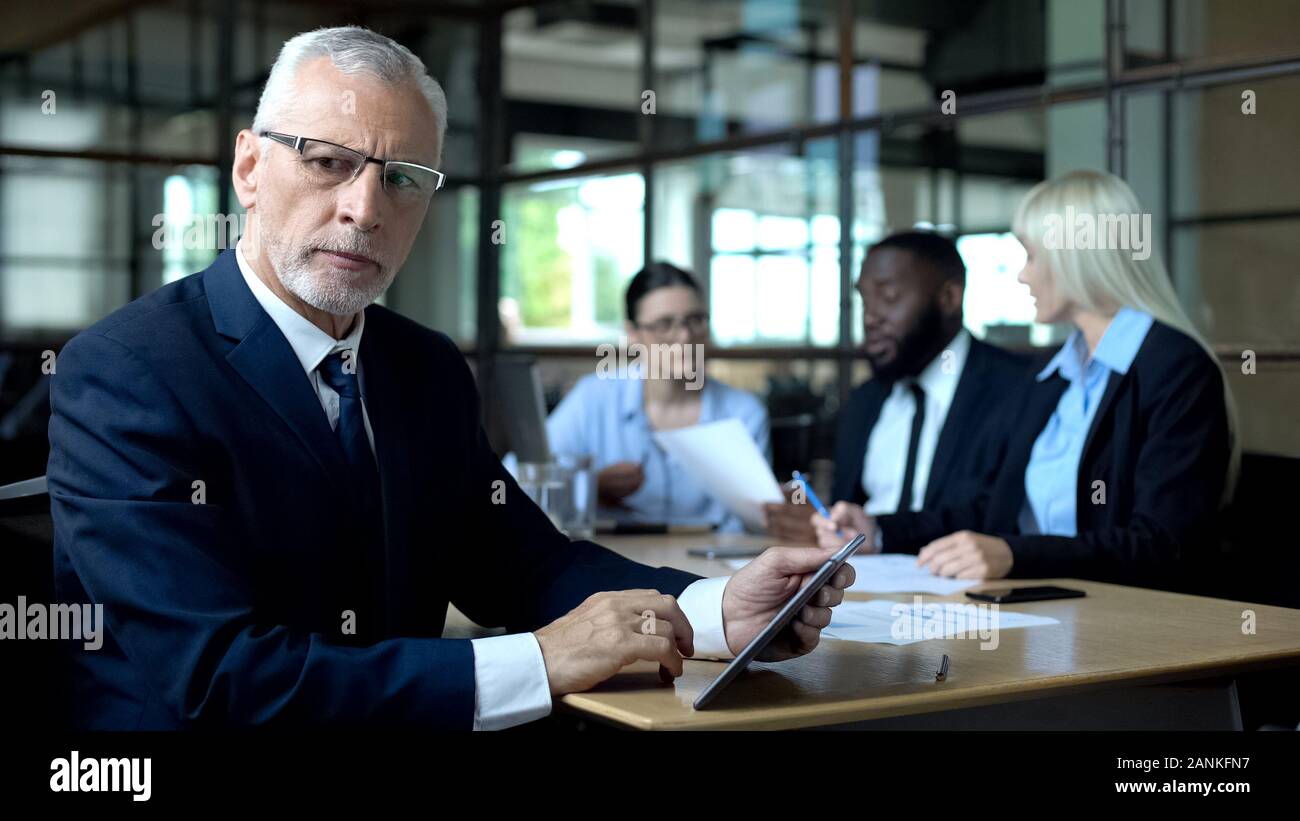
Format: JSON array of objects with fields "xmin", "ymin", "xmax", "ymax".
[
  {"xmin": 231, "ymin": 129, "xmax": 261, "ymax": 210},
  {"xmin": 938, "ymin": 279, "xmax": 964, "ymax": 317}
]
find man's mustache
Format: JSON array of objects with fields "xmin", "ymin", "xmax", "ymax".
[{"xmin": 303, "ymin": 236, "xmax": 385, "ymax": 271}]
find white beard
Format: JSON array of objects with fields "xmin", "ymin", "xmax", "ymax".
[{"xmin": 260, "ymin": 222, "xmax": 395, "ymax": 316}]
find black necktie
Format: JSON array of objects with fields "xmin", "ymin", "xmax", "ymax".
[{"xmin": 896, "ymin": 381, "xmax": 926, "ymax": 514}]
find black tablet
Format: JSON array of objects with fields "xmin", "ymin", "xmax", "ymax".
[{"xmin": 693, "ymin": 533, "xmax": 866, "ymax": 710}]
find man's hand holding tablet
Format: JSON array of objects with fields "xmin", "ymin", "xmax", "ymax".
[
  {"xmin": 534, "ymin": 542, "xmax": 858, "ymax": 700},
  {"xmin": 695, "ymin": 534, "xmax": 865, "ymax": 709},
  {"xmin": 721, "ymin": 543, "xmax": 858, "ymax": 660}
]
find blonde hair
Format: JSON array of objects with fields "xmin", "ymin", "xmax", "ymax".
[{"xmin": 1012, "ymin": 169, "xmax": 1240, "ymax": 503}]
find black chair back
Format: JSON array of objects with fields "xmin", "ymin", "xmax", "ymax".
[
  {"xmin": 1199, "ymin": 453, "xmax": 1300, "ymax": 608},
  {"xmin": 0, "ymin": 476, "xmax": 60, "ymax": 730}
]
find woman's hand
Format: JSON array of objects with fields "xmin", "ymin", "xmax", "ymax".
[
  {"xmin": 917, "ymin": 530, "xmax": 1013, "ymax": 579},
  {"xmin": 596, "ymin": 461, "xmax": 645, "ymax": 506}
]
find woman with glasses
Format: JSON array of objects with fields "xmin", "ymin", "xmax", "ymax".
[{"xmin": 547, "ymin": 262, "xmax": 771, "ymax": 533}]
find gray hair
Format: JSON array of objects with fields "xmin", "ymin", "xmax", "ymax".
[{"xmin": 252, "ymin": 26, "xmax": 448, "ymax": 161}]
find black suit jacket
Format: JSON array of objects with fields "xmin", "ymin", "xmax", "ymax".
[
  {"xmin": 47, "ymin": 249, "xmax": 700, "ymax": 730},
  {"xmin": 877, "ymin": 321, "xmax": 1231, "ymax": 589},
  {"xmin": 832, "ymin": 335, "xmax": 1031, "ymax": 511}
]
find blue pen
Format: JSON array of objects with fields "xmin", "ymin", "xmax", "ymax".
[{"xmin": 791, "ymin": 470, "xmax": 845, "ymax": 538}]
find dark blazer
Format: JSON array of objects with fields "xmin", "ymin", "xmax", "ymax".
[
  {"xmin": 877, "ymin": 321, "xmax": 1231, "ymax": 589},
  {"xmin": 831, "ymin": 335, "xmax": 1031, "ymax": 511},
  {"xmin": 47, "ymin": 249, "xmax": 699, "ymax": 730}
]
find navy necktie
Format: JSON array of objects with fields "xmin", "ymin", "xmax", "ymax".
[
  {"xmin": 896, "ymin": 381, "xmax": 926, "ymax": 514},
  {"xmin": 317, "ymin": 350, "xmax": 385, "ymax": 636},
  {"xmin": 316, "ymin": 350, "xmax": 379, "ymax": 497}
]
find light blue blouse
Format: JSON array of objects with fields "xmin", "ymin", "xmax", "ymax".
[
  {"xmin": 547, "ymin": 373, "xmax": 771, "ymax": 533},
  {"xmin": 1020, "ymin": 307, "xmax": 1154, "ymax": 536}
]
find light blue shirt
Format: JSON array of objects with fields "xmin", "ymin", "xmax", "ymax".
[
  {"xmin": 547, "ymin": 372, "xmax": 771, "ymax": 533},
  {"xmin": 1020, "ymin": 307, "xmax": 1154, "ymax": 537}
]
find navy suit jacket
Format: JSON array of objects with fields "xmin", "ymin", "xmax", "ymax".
[
  {"xmin": 47, "ymin": 249, "xmax": 700, "ymax": 730},
  {"xmin": 877, "ymin": 321, "xmax": 1231, "ymax": 589},
  {"xmin": 831, "ymin": 335, "xmax": 1031, "ymax": 511}
]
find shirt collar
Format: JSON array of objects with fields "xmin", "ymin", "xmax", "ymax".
[
  {"xmin": 1092, "ymin": 306, "xmax": 1153, "ymax": 374},
  {"xmin": 1037, "ymin": 306, "xmax": 1153, "ymax": 382},
  {"xmin": 901, "ymin": 327, "xmax": 970, "ymax": 407},
  {"xmin": 617, "ymin": 364, "xmax": 717, "ymax": 422},
  {"xmin": 235, "ymin": 240, "xmax": 364, "ymax": 375}
]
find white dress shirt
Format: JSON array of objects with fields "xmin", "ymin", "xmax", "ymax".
[
  {"xmin": 861, "ymin": 329, "xmax": 971, "ymax": 515},
  {"xmin": 234, "ymin": 242, "xmax": 733, "ymax": 730}
]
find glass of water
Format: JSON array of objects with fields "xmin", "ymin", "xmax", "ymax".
[{"xmin": 517, "ymin": 457, "xmax": 595, "ymax": 541}]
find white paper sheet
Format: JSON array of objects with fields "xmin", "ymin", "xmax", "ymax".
[
  {"xmin": 822, "ymin": 599, "xmax": 1059, "ymax": 645},
  {"xmin": 725, "ymin": 554, "xmax": 979, "ymax": 595},
  {"xmin": 843, "ymin": 554, "xmax": 981, "ymax": 595},
  {"xmin": 652, "ymin": 418, "xmax": 783, "ymax": 531}
]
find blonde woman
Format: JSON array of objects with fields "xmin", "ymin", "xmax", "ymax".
[{"xmin": 813, "ymin": 169, "xmax": 1239, "ymax": 588}]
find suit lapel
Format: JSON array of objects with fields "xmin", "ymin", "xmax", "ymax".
[
  {"xmin": 925, "ymin": 341, "xmax": 985, "ymax": 508},
  {"xmin": 204, "ymin": 250, "xmax": 352, "ymax": 499},
  {"xmin": 1030, "ymin": 376, "xmax": 1069, "ymax": 433},
  {"xmin": 1081, "ymin": 369, "xmax": 1125, "ymax": 467},
  {"xmin": 841, "ymin": 383, "xmax": 887, "ymax": 505}
]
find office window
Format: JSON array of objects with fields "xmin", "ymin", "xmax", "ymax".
[
  {"xmin": 160, "ymin": 168, "xmax": 223, "ymax": 285},
  {"xmin": 1, "ymin": 157, "xmax": 133, "ymax": 331},
  {"xmin": 652, "ymin": 139, "xmax": 843, "ymax": 347},
  {"xmin": 956, "ymin": 231, "xmax": 1055, "ymax": 347},
  {"xmin": 502, "ymin": 1, "xmax": 643, "ymax": 173},
  {"xmin": 708, "ymin": 208, "xmax": 841, "ymax": 346},
  {"xmin": 653, "ymin": 0, "xmax": 842, "ymax": 150},
  {"xmin": 1124, "ymin": 0, "xmax": 1300, "ymax": 66},
  {"xmin": 500, "ymin": 171, "xmax": 644, "ymax": 344},
  {"xmin": 1123, "ymin": 75, "xmax": 1300, "ymax": 350},
  {"xmin": 388, "ymin": 184, "xmax": 479, "ymax": 346}
]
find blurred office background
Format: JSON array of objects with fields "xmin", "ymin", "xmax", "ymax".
[{"xmin": 1, "ymin": 0, "xmax": 1298, "ymax": 485}]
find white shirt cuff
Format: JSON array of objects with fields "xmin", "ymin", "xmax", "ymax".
[
  {"xmin": 677, "ymin": 576, "xmax": 734, "ymax": 660},
  {"xmin": 470, "ymin": 632, "xmax": 553, "ymax": 731}
]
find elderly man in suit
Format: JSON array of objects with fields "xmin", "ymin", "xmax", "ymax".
[{"xmin": 48, "ymin": 26, "xmax": 853, "ymax": 730}]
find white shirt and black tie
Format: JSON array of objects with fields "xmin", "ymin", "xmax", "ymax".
[{"xmin": 861, "ymin": 329, "xmax": 971, "ymax": 515}]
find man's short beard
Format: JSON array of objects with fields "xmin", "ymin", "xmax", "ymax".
[
  {"xmin": 261, "ymin": 222, "xmax": 394, "ymax": 316},
  {"xmin": 869, "ymin": 301, "xmax": 947, "ymax": 382}
]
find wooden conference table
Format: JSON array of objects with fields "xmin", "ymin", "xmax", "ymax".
[{"xmin": 445, "ymin": 533, "xmax": 1300, "ymax": 730}]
